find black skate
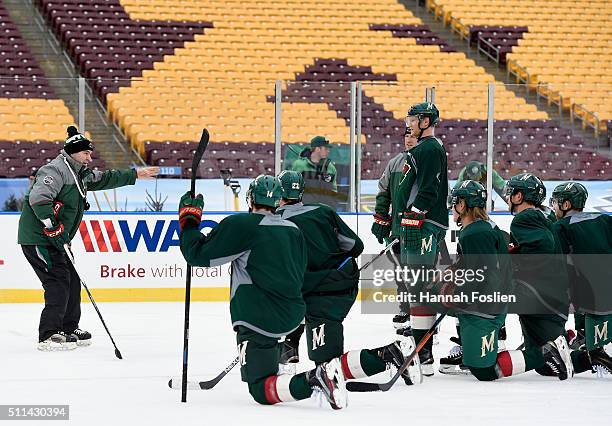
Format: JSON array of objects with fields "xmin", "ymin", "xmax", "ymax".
[
  {"xmin": 498, "ymin": 325, "xmax": 507, "ymax": 351},
  {"xmin": 542, "ymin": 336, "xmax": 573, "ymax": 380},
  {"xmin": 38, "ymin": 331, "xmax": 77, "ymax": 351},
  {"xmin": 393, "ymin": 312, "xmax": 410, "ymax": 331},
  {"xmin": 67, "ymin": 328, "xmax": 92, "ymax": 347},
  {"xmin": 378, "ymin": 334, "xmax": 423, "ymax": 385},
  {"xmin": 439, "ymin": 344, "xmax": 471, "ymax": 376},
  {"xmin": 589, "ymin": 347, "xmax": 612, "ymax": 377},
  {"xmin": 307, "ymin": 358, "xmax": 347, "ymax": 410}
]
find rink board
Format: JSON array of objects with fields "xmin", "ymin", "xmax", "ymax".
[{"xmin": 0, "ymin": 212, "xmax": 516, "ymax": 302}]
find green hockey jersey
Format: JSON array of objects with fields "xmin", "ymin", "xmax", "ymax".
[
  {"xmin": 451, "ymin": 219, "xmax": 513, "ymax": 316},
  {"xmin": 553, "ymin": 212, "xmax": 612, "ymax": 314},
  {"xmin": 276, "ymin": 202, "xmax": 364, "ymax": 294},
  {"xmin": 374, "ymin": 136, "xmax": 448, "ymax": 235},
  {"xmin": 180, "ymin": 212, "xmax": 307, "ymax": 337},
  {"xmin": 510, "ymin": 208, "xmax": 569, "ymax": 316}
]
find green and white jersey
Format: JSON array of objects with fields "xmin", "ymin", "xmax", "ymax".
[
  {"xmin": 375, "ymin": 136, "xmax": 449, "ymax": 234},
  {"xmin": 180, "ymin": 212, "xmax": 307, "ymax": 337},
  {"xmin": 276, "ymin": 202, "xmax": 363, "ymax": 293}
]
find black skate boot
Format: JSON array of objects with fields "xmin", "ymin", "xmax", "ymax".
[
  {"xmin": 393, "ymin": 312, "xmax": 410, "ymax": 331},
  {"xmin": 542, "ymin": 336, "xmax": 573, "ymax": 380},
  {"xmin": 67, "ymin": 328, "xmax": 92, "ymax": 347},
  {"xmin": 38, "ymin": 331, "xmax": 77, "ymax": 351},
  {"xmin": 498, "ymin": 325, "xmax": 507, "ymax": 351},
  {"xmin": 280, "ymin": 324, "xmax": 303, "ymax": 364},
  {"xmin": 379, "ymin": 328, "xmax": 423, "ymax": 385},
  {"xmin": 588, "ymin": 347, "xmax": 612, "ymax": 377},
  {"xmin": 307, "ymin": 358, "xmax": 347, "ymax": 410},
  {"xmin": 439, "ymin": 344, "xmax": 471, "ymax": 375}
]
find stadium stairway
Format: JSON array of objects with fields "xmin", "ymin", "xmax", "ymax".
[
  {"xmin": 4, "ymin": 0, "xmax": 141, "ymax": 169},
  {"xmin": 400, "ymin": 0, "xmax": 606, "ymax": 152}
]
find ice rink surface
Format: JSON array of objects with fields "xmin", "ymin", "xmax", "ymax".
[{"xmin": 1, "ymin": 302, "xmax": 609, "ymax": 426}]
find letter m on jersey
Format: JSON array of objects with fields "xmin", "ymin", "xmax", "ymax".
[
  {"xmin": 311, "ymin": 324, "xmax": 326, "ymax": 350},
  {"xmin": 481, "ymin": 331, "xmax": 495, "ymax": 357},
  {"xmin": 420, "ymin": 234, "xmax": 433, "ymax": 255},
  {"xmin": 594, "ymin": 321, "xmax": 609, "ymax": 345}
]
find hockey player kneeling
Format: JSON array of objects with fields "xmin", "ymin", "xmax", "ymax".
[
  {"xmin": 551, "ymin": 182, "xmax": 612, "ymax": 376},
  {"xmin": 277, "ymin": 171, "xmax": 422, "ymax": 386},
  {"xmin": 434, "ymin": 181, "xmax": 571, "ymax": 381},
  {"xmin": 178, "ymin": 175, "xmax": 347, "ymax": 409},
  {"xmin": 505, "ymin": 173, "xmax": 573, "ymax": 380}
]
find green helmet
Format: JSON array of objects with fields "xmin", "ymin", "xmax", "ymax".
[
  {"xmin": 451, "ymin": 180, "xmax": 487, "ymax": 208},
  {"xmin": 246, "ymin": 175, "xmax": 282, "ymax": 208},
  {"xmin": 278, "ymin": 170, "xmax": 305, "ymax": 201},
  {"xmin": 407, "ymin": 102, "xmax": 440, "ymax": 127},
  {"xmin": 464, "ymin": 161, "xmax": 485, "ymax": 181},
  {"xmin": 504, "ymin": 172, "xmax": 546, "ymax": 205},
  {"xmin": 550, "ymin": 182, "xmax": 588, "ymax": 210}
]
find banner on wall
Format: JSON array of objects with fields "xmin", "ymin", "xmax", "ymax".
[{"xmin": 0, "ymin": 212, "xmax": 517, "ymax": 302}]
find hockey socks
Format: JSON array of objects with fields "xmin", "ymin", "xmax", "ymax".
[
  {"xmin": 340, "ymin": 350, "xmax": 386, "ymax": 379},
  {"xmin": 261, "ymin": 373, "xmax": 313, "ymax": 404}
]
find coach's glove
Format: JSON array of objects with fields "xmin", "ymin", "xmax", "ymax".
[
  {"xmin": 43, "ymin": 222, "xmax": 69, "ymax": 251},
  {"xmin": 371, "ymin": 213, "xmax": 392, "ymax": 244},
  {"xmin": 400, "ymin": 211, "xmax": 426, "ymax": 251},
  {"xmin": 179, "ymin": 191, "xmax": 204, "ymax": 231}
]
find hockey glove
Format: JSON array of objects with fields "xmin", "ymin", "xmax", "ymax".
[
  {"xmin": 507, "ymin": 243, "xmax": 520, "ymax": 254},
  {"xmin": 400, "ymin": 211, "xmax": 425, "ymax": 251},
  {"xmin": 43, "ymin": 222, "xmax": 69, "ymax": 252},
  {"xmin": 371, "ymin": 213, "xmax": 392, "ymax": 244},
  {"xmin": 179, "ymin": 191, "xmax": 204, "ymax": 231}
]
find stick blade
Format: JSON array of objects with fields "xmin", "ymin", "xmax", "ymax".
[
  {"xmin": 115, "ymin": 349, "xmax": 123, "ymax": 359},
  {"xmin": 168, "ymin": 378, "xmax": 202, "ymax": 390},
  {"xmin": 346, "ymin": 381, "xmax": 382, "ymax": 392}
]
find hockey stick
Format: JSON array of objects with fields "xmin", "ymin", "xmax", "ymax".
[
  {"xmin": 346, "ymin": 312, "xmax": 447, "ymax": 392},
  {"xmin": 169, "ymin": 356, "xmax": 240, "ymax": 391},
  {"xmin": 180, "ymin": 129, "xmax": 210, "ymax": 403},
  {"xmin": 63, "ymin": 244, "xmax": 123, "ymax": 359},
  {"xmin": 359, "ymin": 238, "xmax": 398, "ymax": 272}
]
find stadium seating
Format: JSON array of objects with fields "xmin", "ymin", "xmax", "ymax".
[
  {"xmin": 31, "ymin": 0, "xmax": 609, "ymax": 181},
  {"xmin": 427, "ymin": 0, "xmax": 612, "ymax": 136},
  {"xmin": 0, "ymin": 0, "xmax": 81, "ymax": 177}
]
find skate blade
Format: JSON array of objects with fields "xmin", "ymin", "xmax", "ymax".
[
  {"xmin": 37, "ymin": 342, "xmax": 77, "ymax": 351},
  {"xmin": 438, "ymin": 365, "xmax": 472, "ymax": 376}
]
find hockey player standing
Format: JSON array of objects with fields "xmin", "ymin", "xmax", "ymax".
[
  {"xmin": 18, "ymin": 126, "xmax": 159, "ymax": 351},
  {"xmin": 378, "ymin": 102, "xmax": 449, "ymax": 375},
  {"xmin": 550, "ymin": 182, "xmax": 612, "ymax": 375},
  {"xmin": 504, "ymin": 173, "xmax": 573, "ymax": 379},
  {"xmin": 371, "ymin": 129, "xmax": 418, "ymax": 331},
  {"xmin": 178, "ymin": 175, "xmax": 347, "ymax": 409},
  {"xmin": 277, "ymin": 171, "xmax": 422, "ymax": 386}
]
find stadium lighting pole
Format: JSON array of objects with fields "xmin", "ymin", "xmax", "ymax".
[
  {"xmin": 349, "ymin": 82, "xmax": 356, "ymax": 212},
  {"xmin": 78, "ymin": 77, "xmax": 85, "ymax": 132},
  {"xmin": 274, "ymin": 80, "xmax": 282, "ymax": 175},
  {"xmin": 486, "ymin": 82, "xmax": 494, "ymax": 212}
]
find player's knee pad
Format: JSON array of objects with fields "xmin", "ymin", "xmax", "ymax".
[{"xmin": 469, "ymin": 365, "xmax": 500, "ymax": 382}]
